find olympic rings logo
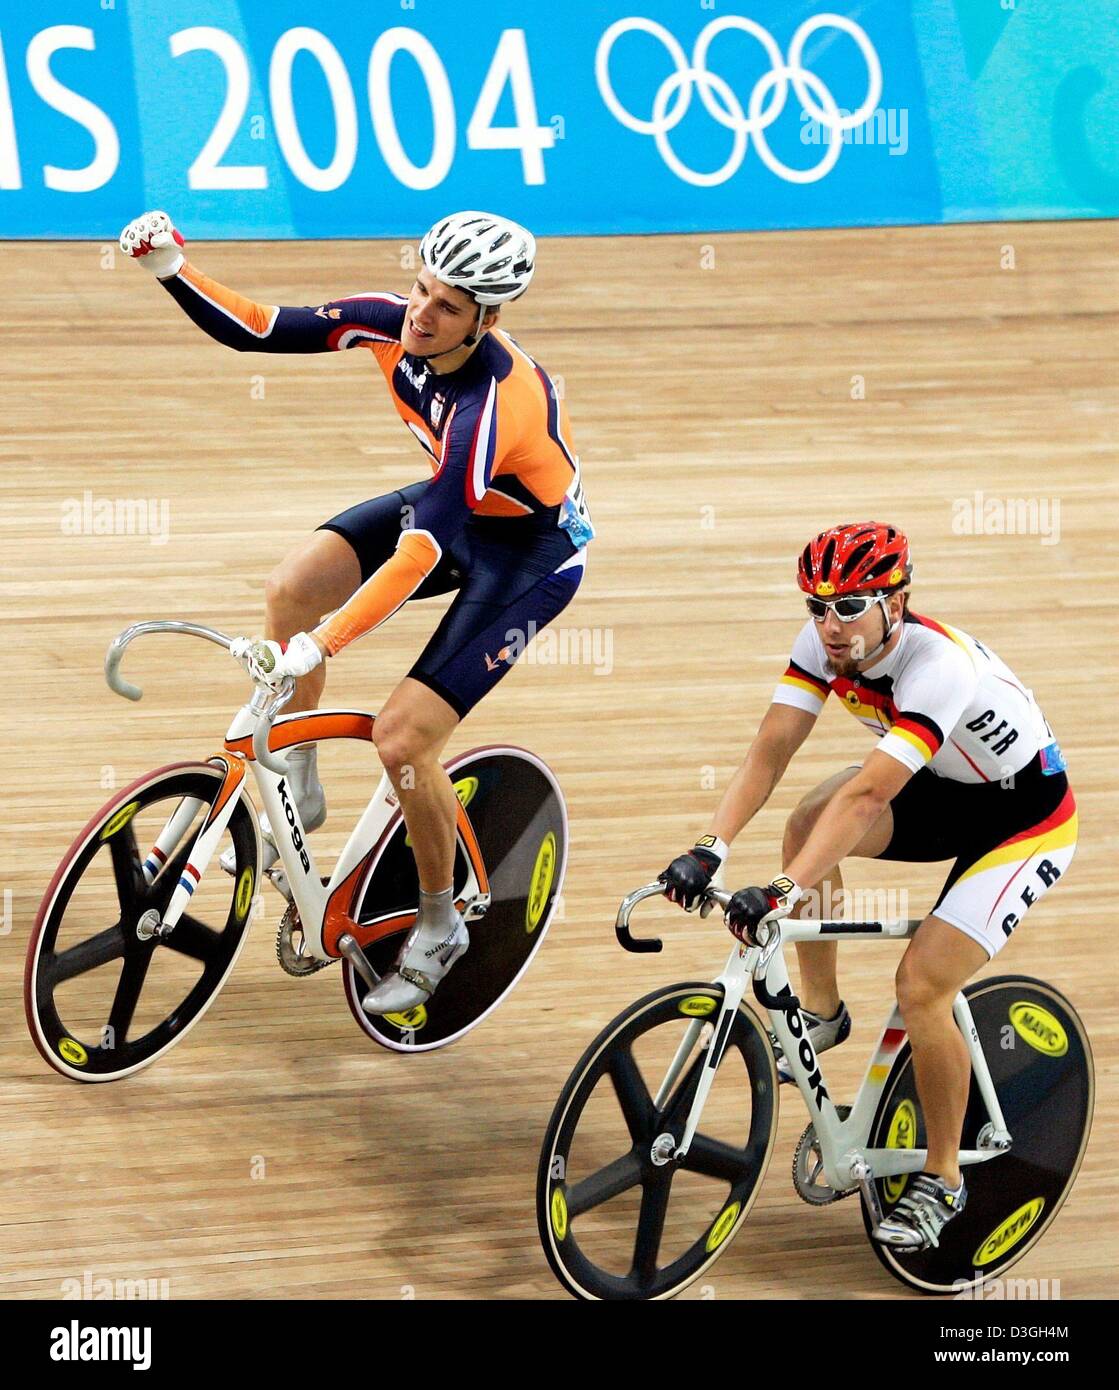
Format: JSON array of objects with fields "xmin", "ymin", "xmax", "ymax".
[{"xmin": 595, "ymin": 13, "xmax": 883, "ymax": 187}]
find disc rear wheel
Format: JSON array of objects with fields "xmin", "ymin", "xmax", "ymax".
[
  {"xmin": 863, "ymin": 975, "xmax": 1093, "ymax": 1293},
  {"xmin": 343, "ymin": 745, "xmax": 567, "ymax": 1052}
]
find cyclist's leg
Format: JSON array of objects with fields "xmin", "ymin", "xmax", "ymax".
[
  {"xmin": 895, "ymin": 917, "xmax": 986, "ymax": 1187},
  {"xmin": 373, "ymin": 535, "xmax": 585, "ymax": 892},
  {"xmin": 896, "ymin": 771, "xmax": 1078, "ymax": 1185},
  {"xmin": 782, "ymin": 767, "xmax": 896, "ymax": 1016},
  {"xmin": 372, "ymin": 677, "xmax": 462, "ymax": 892},
  {"xmin": 363, "ymin": 535, "xmax": 584, "ymax": 1011},
  {"xmin": 265, "ymin": 531, "xmax": 359, "ymax": 714},
  {"xmin": 268, "ymin": 482, "xmax": 444, "ymax": 715}
]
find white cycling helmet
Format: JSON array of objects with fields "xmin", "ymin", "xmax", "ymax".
[{"xmin": 418, "ymin": 211, "xmax": 536, "ymax": 306}]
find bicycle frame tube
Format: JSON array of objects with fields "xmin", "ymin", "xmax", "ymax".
[
  {"xmin": 157, "ymin": 754, "xmax": 249, "ymax": 934},
  {"xmin": 227, "ymin": 706, "xmax": 492, "ymax": 961},
  {"xmin": 671, "ymin": 912, "xmax": 1012, "ymax": 1191},
  {"xmin": 672, "ymin": 941, "xmax": 758, "ymax": 1158}
]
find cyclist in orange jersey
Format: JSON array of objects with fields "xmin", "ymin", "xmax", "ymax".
[{"xmin": 121, "ymin": 209, "xmax": 593, "ymax": 1014}]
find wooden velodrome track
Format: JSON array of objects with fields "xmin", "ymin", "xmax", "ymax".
[{"xmin": 2, "ymin": 221, "xmax": 1115, "ymax": 1300}]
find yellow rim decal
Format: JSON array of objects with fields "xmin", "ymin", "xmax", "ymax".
[
  {"xmin": 705, "ymin": 1201, "xmax": 741, "ymax": 1253},
  {"xmin": 974, "ymin": 1197, "xmax": 1045, "ymax": 1267},
  {"xmin": 58, "ymin": 1037, "xmax": 88, "ymax": 1066},
  {"xmin": 1009, "ymin": 1002, "xmax": 1068, "ymax": 1057},
  {"xmin": 883, "ymin": 1099, "xmax": 917, "ymax": 1204},
  {"xmin": 678, "ymin": 995, "xmax": 718, "ymax": 1017},
  {"xmin": 525, "ymin": 831, "xmax": 557, "ymax": 933},
  {"xmin": 453, "ymin": 776, "xmax": 479, "ymax": 809},
  {"xmin": 99, "ymin": 801, "xmax": 140, "ymax": 841},
  {"xmin": 384, "ymin": 1005, "xmax": 427, "ymax": 1032},
  {"xmin": 550, "ymin": 1187, "xmax": 568, "ymax": 1241},
  {"xmin": 235, "ymin": 867, "xmax": 254, "ymax": 921}
]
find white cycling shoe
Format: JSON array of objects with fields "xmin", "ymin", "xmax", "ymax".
[
  {"xmin": 220, "ymin": 786, "xmax": 326, "ymax": 875},
  {"xmin": 361, "ymin": 916, "xmax": 470, "ymax": 1015}
]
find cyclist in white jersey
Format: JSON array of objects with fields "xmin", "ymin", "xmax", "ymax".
[{"xmin": 660, "ymin": 522, "xmax": 1077, "ymax": 1251}]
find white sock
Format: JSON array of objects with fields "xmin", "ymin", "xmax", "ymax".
[
  {"xmin": 416, "ymin": 885, "xmax": 456, "ymax": 936},
  {"xmin": 285, "ymin": 745, "xmax": 321, "ymax": 808}
]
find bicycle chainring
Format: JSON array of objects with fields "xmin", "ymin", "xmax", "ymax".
[
  {"xmin": 275, "ymin": 902, "xmax": 334, "ymax": 976},
  {"xmin": 792, "ymin": 1104, "xmax": 857, "ymax": 1205}
]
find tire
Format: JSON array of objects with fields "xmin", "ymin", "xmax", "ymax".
[
  {"xmin": 862, "ymin": 975, "xmax": 1093, "ymax": 1293},
  {"xmin": 537, "ymin": 981, "xmax": 779, "ymax": 1300},
  {"xmin": 25, "ymin": 762, "xmax": 259, "ymax": 1082},
  {"xmin": 343, "ymin": 745, "xmax": 567, "ymax": 1053}
]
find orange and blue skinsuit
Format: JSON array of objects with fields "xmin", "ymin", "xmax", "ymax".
[{"xmin": 161, "ymin": 263, "xmax": 592, "ymax": 715}]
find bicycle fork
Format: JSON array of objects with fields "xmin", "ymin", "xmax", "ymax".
[
  {"xmin": 137, "ymin": 755, "xmax": 252, "ymax": 941},
  {"xmin": 668, "ymin": 944, "xmax": 758, "ymax": 1161}
]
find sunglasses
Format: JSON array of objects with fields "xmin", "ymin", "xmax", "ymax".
[{"xmin": 805, "ymin": 593, "xmax": 885, "ymax": 623}]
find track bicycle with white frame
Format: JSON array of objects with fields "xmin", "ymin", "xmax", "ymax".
[
  {"xmin": 26, "ymin": 619, "xmax": 567, "ymax": 1080},
  {"xmin": 536, "ymin": 882, "xmax": 1093, "ymax": 1299}
]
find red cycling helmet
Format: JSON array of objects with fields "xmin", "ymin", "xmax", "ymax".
[{"xmin": 797, "ymin": 522, "xmax": 911, "ymax": 598}]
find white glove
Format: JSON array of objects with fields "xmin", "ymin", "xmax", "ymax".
[
  {"xmin": 120, "ymin": 210, "xmax": 186, "ymax": 279},
  {"xmin": 232, "ymin": 633, "xmax": 325, "ymax": 691}
]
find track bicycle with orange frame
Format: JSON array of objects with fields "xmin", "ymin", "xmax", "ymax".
[{"xmin": 25, "ymin": 619, "xmax": 567, "ymax": 1081}]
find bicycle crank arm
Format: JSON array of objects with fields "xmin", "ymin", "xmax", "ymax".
[
  {"xmin": 336, "ymin": 933, "xmax": 381, "ymax": 992},
  {"xmin": 460, "ymin": 892, "xmax": 491, "ymax": 922},
  {"xmin": 851, "ymin": 1158, "xmax": 885, "ymax": 1228}
]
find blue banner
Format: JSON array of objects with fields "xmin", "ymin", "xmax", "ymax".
[{"xmin": 0, "ymin": 0, "xmax": 1115, "ymax": 238}]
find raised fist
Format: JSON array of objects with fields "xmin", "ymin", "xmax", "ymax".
[{"xmin": 119, "ymin": 210, "xmax": 185, "ymax": 279}]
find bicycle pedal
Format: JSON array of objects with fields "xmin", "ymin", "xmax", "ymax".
[
  {"xmin": 461, "ymin": 893, "xmax": 491, "ymax": 922},
  {"xmin": 265, "ymin": 866, "xmax": 293, "ymax": 902}
]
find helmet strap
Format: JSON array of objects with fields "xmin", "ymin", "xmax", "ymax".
[
  {"xmin": 461, "ymin": 301, "xmax": 487, "ymax": 348},
  {"xmin": 415, "ymin": 302, "xmax": 488, "ymax": 362},
  {"xmin": 858, "ymin": 595, "xmax": 900, "ymax": 664}
]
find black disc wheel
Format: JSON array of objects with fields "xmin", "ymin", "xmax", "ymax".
[
  {"xmin": 343, "ymin": 745, "xmax": 566, "ymax": 1052},
  {"xmin": 863, "ymin": 975, "xmax": 1093, "ymax": 1293},
  {"xmin": 537, "ymin": 982, "xmax": 779, "ymax": 1299},
  {"xmin": 25, "ymin": 762, "xmax": 258, "ymax": 1082}
]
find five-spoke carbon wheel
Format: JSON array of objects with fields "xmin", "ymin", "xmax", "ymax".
[
  {"xmin": 25, "ymin": 762, "xmax": 259, "ymax": 1081},
  {"xmin": 537, "ymin": 982, "xmax": 779, "ymax": 1299}
]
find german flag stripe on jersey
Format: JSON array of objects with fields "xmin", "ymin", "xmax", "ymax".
[
  {"xmin": 890, "ymin": 712, "xmax": 945, "ymax": 763},
  {"xmin": 830, "ymin": 678, "xmax": 898, "ymax": 727},
  {"xmin": 779, "ymin": 660, "xmax": 830, "ymax": 703},
  {"xmin": 956, "ymin": 788, "xmax": 1078, "ymax": 885},
  {"xmin": 911, "ymin": 613, "xmax": 974, "ymax": 662}
]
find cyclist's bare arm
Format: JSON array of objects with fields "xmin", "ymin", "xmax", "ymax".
[
  {"xmin": 711, "ymin": 703, "xmax": 817, "ymax": 846},
  {"xmin": 783, "ymin": 748, "xmax": 912, "ymax": 889}
]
